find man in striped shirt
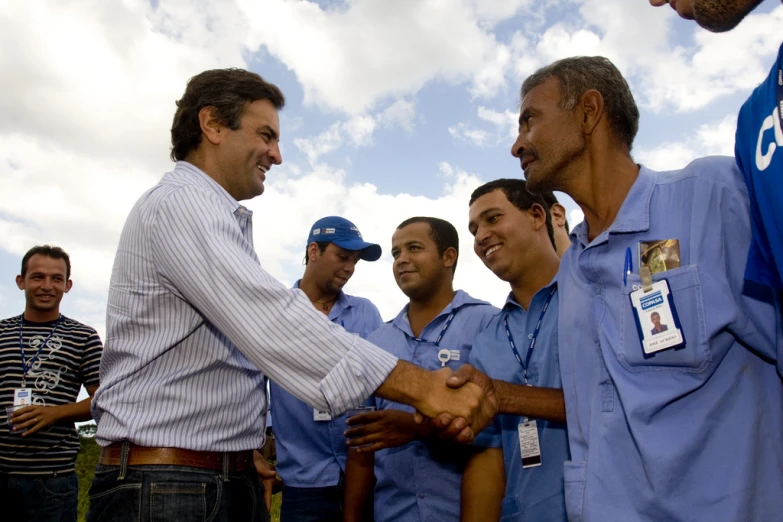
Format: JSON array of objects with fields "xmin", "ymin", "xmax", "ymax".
[
  {"xmin": 1, "ymin": 245, "xmax": 103, "ymax": 522},
  {"xmin": 88, "ymin": 69, "xmax": 495, "ymax": 522}
]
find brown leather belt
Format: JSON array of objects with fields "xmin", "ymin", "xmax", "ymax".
[{"xmin": 99, "ymin": 442, "xmax": 254, "ymax": 472}]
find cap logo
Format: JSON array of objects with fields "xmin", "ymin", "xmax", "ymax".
[
  {"xmin": 350, "ymin": 226, "xmax": 363, "ymax": 239},
  {"xmin": 312, "ymin": 228, "xmax": 320, "ymax": 235}
]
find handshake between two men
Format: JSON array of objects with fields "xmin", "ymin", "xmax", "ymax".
[{"xmin": 345, "ymin": 361, "xmax": 566, "ymax": 451}]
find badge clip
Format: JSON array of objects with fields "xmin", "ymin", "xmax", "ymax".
[{"xmin": 640, "ymin": 266, "xmax": 653, "ymax": 293}]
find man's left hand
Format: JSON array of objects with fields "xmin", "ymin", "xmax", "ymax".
[
  {"xmin": 10, "ymin": 405, "xmax": 62, "ymax": 437},
  {"xmin": 344, "ymin": 409, "xmax": 425, "ymax": 452}
]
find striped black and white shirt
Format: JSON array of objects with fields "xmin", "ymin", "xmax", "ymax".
[
  {"xmin": 92, "ymin": 161, "xmax": 398, "ymax": 452},
  {"xmin": 0, "ymin": 315, "xmax": 102, "ymax": 475}
]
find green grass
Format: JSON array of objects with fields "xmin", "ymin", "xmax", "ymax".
[{"xmin": 75, "ymin": 433, "xmax": 282, "ymax": 521}]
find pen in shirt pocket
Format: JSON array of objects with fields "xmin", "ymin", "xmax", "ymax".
[{"xmin": 624, "ymin": 247, "xmax": 633, "ymax": 287}]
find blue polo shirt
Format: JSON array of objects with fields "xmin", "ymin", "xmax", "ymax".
[
  {"xmin": 735, "ymin": 42, "xmax": 783, "ymax": 293},
  {"xmin": 471, "ymin": 282, "xmax": 569, "ymax": 522},
  {"xmin": 368, "ymin": 290, "xmax": 498, "ymax": 522},
  {"xmin": 270, "ymin": 281, "xmax": 383, "ymax": 487},
  {"xmin": 558, "ymin": 157, "xmax": 783, "ymax": 522}
]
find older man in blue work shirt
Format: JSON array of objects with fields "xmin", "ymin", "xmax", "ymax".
[
  {"xmin": 510, "ymin": 56, "xmax": 783, "ymax": 521},
  {"xmin": 271, "ymin": 216, "xmax": 383, "ymax": 522},
  {"xmin": 460, "ymin": 180, "xmax": 569, "ymax": 522},
  {"xmin": 342, "ymin": 217, "xmax": 498, "ymax": 522}
]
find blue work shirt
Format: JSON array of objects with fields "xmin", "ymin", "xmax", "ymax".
[
  {"xmin": 735, "ymin": 42, "xmax": 783, "ymax": 293},
  {"xmin": 558, "ymin": 157, "xmax": 783, "ymax": 522},
  {"xmin": 271, "ymin": 281, "xmax": 383, "ymax": 487},
  {"xmin": 369, "ymin": 290, "xmax": 498, "ymax": 522},
  {"xmin": 471, "ymin": 282, "xmax": 569, "ymax": 522}
]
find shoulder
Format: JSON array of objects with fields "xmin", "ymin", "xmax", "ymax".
[
  {"xmin": 655, "ymin": 156, "xmax": 744, "ymax": 192},
  {"xmin": 343, "ymin": 294, "xmax": 381, "ymax": 314},
  {"xmin": 650, "ymin": 156, "xmax": 748, "ymax": 211},
  {"xmin": 366, "ymin": 321, "xmax": 400, "ymax": 350},
  {"xmin": 0, "ymin": 316, "xmax": 20, "ymax": 328},
  {"xmin": 57, "ymin": 316, "xmax": 100, "ymax": 338}
]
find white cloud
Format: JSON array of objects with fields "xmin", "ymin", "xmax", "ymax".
[
  {"xmin": 478, "ymin": 106, "xmax": 519, "ymax": 138},
  {"xmin": 636, "ymin": 114, "xmax": 737, "ymax": 171},
  {"xmin": 448, "ymin": 123, "xmax": 491, "ymax": 147},
  {"xmin": 448, "ymin": 106, "xmax": 518, "ymax": 148},
  {"xmin": 238, "ymin": 0, "xmax": 535, "ymax": 113},
  {"xmin": 378, "ymin": 100, "xmax": 417, "ymax": 132},
  {"xmin": 506, "ymin": 1, "xmax": 782, "ymax": 114}
]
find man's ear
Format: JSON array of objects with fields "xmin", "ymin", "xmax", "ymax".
[
  {"xmin": 530, "ymin": 203, "xmax": 548, "ymax": 232},
  {"xmin": 198, "ymin": 106, "xmax": 226, "ymax": 146},
  {"xmin": 15, "ymin": 275, "xmax": 24, "ymax": 291},
  {"xmin": 580, "ymin": 89, "xmax": 605, "ymax": 137},
  {"xmin": 442, "ymin": 247, "xmax": 458, "ymax": 270},
  {"xmin": 550, "ymin": 203, "xmax": 567, "ymax": 229},
  {"xmin": 64, "ymin": 279, "xmax": 73, "ymax": 293},
  {"xmin": 306, "ymin": 242, "xmax": 320, "ymax": 264}
]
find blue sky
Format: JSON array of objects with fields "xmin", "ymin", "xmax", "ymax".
[{"xmin": 1, "ymin": 0, "xmax": 781, "ymax": 336}]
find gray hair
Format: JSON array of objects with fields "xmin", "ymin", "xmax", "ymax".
[{"xmin": 521, "ymin": 56, "xmax": 639, "ymax": 151}]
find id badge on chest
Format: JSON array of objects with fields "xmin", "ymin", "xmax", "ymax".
[
  {"xmin": 313, "ymin": 408, "xmax": 332, "ymax": 422},
  {"xmin": 518, "ymin": 419, "xmax": 542, "ymax": 469},
  {"xmin": 13, "ymin": 388, "xmax": 32, "ymax": 407},
  {"xmin": 630, "ymin": 279, "xmax": 685, "ymax": 355}
]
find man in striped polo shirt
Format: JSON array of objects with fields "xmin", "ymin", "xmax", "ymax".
[{"xmin": 0, "ymin": 245, "xmax": 103, "ymax": 522}]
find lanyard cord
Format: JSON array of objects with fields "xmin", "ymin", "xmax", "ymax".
[
  {"xmin": 504, "ymin": 286, "xmax": 556, "ymax": 385},
  {"xmin": 411, "ymin": 311, "xmax": 455, "ymax": 347}
]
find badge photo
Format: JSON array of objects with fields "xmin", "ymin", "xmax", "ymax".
[{"xmin": 630, "ymin": 279, "xmax": 685, "ymax": 356}]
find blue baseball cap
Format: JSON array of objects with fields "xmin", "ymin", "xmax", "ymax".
[{"xmin": 307, "ymin": 216, "xmax": 382, "ymax": 261}]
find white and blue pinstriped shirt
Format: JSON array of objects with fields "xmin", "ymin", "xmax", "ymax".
[{"xmin": 92, "ymin": 161, "xmax": 399, "ymax": 452}]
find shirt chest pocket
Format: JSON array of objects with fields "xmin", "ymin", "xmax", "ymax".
[{"xmin": 619, "ymin": 265, "xmax": 710, "ymax": 372}]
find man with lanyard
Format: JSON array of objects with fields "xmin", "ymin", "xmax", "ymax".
[
  {"xmin": 460, "ymin": 179, "xmax": 569, "ymax": 522},
  {"xmin": 271, "ymin": 216, "xmax": 383, "ymax": 522},
  {"xmin": 650, "ymin": 0, "xmax": 783, "ymax": 376},
  {"xmin": 342, "ymin": 217, "xmax": 498, "ymax": 522},
  {"xmin": 89, "ymin": 69, "xmax": 495, "ymax": 522},
  {"xmin": 501, "ymin": 56, "xmax": 779, "ymax": 520},
  {"xmin": 0, "ymin": 245, "xmax": 103, "ymax": 521}
]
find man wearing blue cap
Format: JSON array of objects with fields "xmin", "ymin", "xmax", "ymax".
[{"xmin": 271, "ymin": 216, "xmax": 383, "ymax": 522}]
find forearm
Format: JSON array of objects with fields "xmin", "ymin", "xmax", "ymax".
[
  {"xmin": 461, "ymin": 448, "xmax": 505, "ymax": 522},
  {"xmin": 374, "ymin": 361, "xmax": 431, "ymax": 413},
  {"xmin": 494, "ymin": 380, "xmax": 566, "ymax": 423},
  {"xmin": 51, "ymin": 396, "xmax": 95, "ymax": 423},
  {"xmin": 343, "ymin": 449, "xmax": 375, "ymax": 522}
]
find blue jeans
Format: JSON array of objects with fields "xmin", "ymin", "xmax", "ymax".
[
  {"xmin": 86, "ymin": 464, "xmax": 268, "ymax": 522},
  {"xmin": 0, "ymin": 472, "xmax": 78, "ymax": 522},
  {"xmin": 281, "ymin": 485, "xmax": 342, "ymax": 522},
  {"xmin": 281, "ymin": 473, "xmax": 373, "ymax": 522}
]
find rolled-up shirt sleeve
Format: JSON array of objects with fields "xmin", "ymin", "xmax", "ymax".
[{"xmin": 150, "ymin": 185, "xmax": 398, "ymax": 415}]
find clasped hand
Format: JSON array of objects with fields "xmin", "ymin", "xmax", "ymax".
[{"xmin": 413, "ymin": 365, "xmax": 497, "ymax": 443}]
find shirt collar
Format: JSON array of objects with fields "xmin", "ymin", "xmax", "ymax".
[
  {"xmin": 572, "ymin": 165, "xmax": 656, "ymax": 247},
  {"xmin": 174, "ymin": 161, "xmax": 248, "ymax": 216},
  {"xmin": 391, "ymin": 289, "xmax": 489, "ymax": 336},
  {"xmin": 502, "ymin": 274, "xmax": 558, "ymax": 313}
]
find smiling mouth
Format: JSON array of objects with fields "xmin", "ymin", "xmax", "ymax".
[
  {"xmin": 521, "ymin": 157, "xmax": 535, "ymax": 171},
  {"xmin": 484, "ymin": 244, "xmax": 502, "ymax": 258}
]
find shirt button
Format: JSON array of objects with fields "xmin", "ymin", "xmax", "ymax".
[
  {"xmin": 418, "ymin": 493, "xmax": 425, "ymax": 499},
  {"xmin": 595, "ymin": 287, "xmax": 603, "ymax": 295},
  {"xmin": 527, "ymin": 333, "xmax": 533, "ymax": 339},
  {"xmin": 414, "ymin": 353, "xmax": 419, "ymax": 359}
]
